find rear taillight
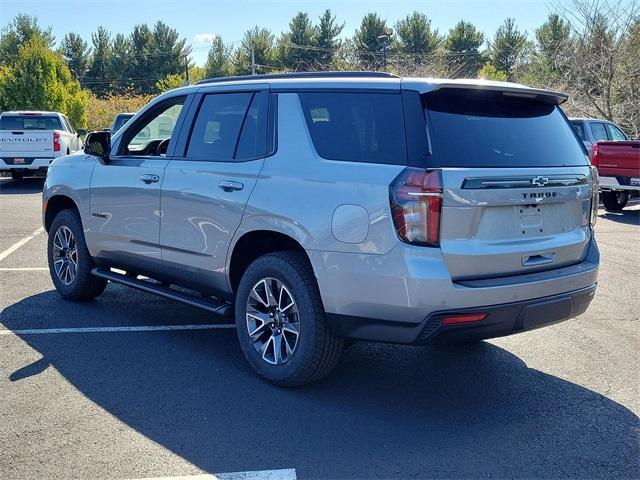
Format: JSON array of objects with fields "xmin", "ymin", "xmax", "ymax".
[
  {"xmin": 589, "ymin": 165, "xmax": 599, "ymax": 228},
  {"xmin": 390, "ymin": 168, "xmax": 442, "ymax": 247},
  {"xmin": 53, "ymin": 132, "xmax": 60, "ymax": 152},
  {"xmin": 591, "ymin": 143, "xmax": 599, "ymax": 166}
]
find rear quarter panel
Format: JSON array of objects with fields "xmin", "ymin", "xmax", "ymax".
[{"xmin": 233, "ymin": 92, "xmax": 404, "ymax": 256}]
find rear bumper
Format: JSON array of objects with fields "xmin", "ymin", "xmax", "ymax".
[
  {"xmin": 599, "ymin": 176, "xmax": 639, "ymax": 191},
  {"xmin": 0, "ymin": 158, "xmax": 54, "ymax": 171},
  {"xmin": 328, "ymin": 284, "xmax": 597, "ymax": 344},
  {"xmin": 312, "ymin": 236, "xmax": 599, "ymax": 324}
]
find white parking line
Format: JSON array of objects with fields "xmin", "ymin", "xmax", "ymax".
[
  {"xmin": 0, "ymin": 324, "xmax": 236, "ymax": 336},
  {"xmin": 0, "ymin": 227, "xmax": 44, "ymax": 261},
  {"xmin": 132, "ymin": 469, "xmax": 297, "ymax": 480},
  {"xmin": 0, "ymin": 267, "xmax": 48, "ymax": 271}
]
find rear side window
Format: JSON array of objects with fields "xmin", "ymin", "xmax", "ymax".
[
  {"xmin": 589, "ymin": 122, "xmax": 608, "ymax": 142},
  {"xmin": 571, "ymin": 121, "xmax": 586, "ymax": 141},
  {"xmin": 606, "ymin": 123, "xmax": 627, "ymax": 141},
  {"xmin": 424, "ymin": 89, "xmax": 587, "ymax": 167},
  {"xmin": 298, "ymin": 92, "xmax": 407, "ymax": 165},
  {"xmin": 187, "ymin": 92, "xmax": 267, "ymax": 161},
  {"xmin": 0, "ymin": 115, "xmax": 63, "ymax": 130}
]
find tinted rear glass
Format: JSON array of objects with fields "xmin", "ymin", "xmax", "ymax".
[
  {"xmin": 1, "ymin": 115, "xmax": 63, "ymax": 130},
  {"xmin": 299, "ymin": 92, "xmax": 406, "ymax": 165},
  {"xmin": 425, "ymin": 90, "xmax": 587, "ymax": 167}
]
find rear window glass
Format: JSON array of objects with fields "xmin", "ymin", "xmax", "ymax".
[
  {"xmin": 0, "ymin": 115, "xmax": 63, "ymax": 130},
  {"xmin": 425, "ymin": 90, "xmax": 587, "ymax": 167},
  {"xmin": 298, "ymin": 92, "xmax": 406, "ymax": 165}
]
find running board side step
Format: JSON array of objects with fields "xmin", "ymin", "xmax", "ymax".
[{"xmin": 91, "ymin": 267, "xmax": 233, "ymax": 318}]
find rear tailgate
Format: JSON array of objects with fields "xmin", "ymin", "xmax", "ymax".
[
  {"xmin": 0, "ymin": 130, "xmax": 54, "ymax": 158},
  {"xmin": 440, "ymin": 167, "xmax": 591, "ymax": 279},
  {"xmin": 595, "ymin": 141, "xmax": 640, "ymax": 178},
  {"xmin": 423, "ymin": 87, "xmax": 593, "ymax": 280}
]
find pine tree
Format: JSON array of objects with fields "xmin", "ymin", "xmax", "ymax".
[
  {"xmin": 85, "ymin": 27, "xmax": 112, "ymax": 96},
  {"xmin": 353, "ymin": 13, "xmax": 388, "ymax": 69},
  {"xmin": 234, "ymin": 27, "xmax": 275, "ymax": 75},
  {"xmin": 204, "ymin": 36, "xmax": 234, "ymax": 78},
  {"xmin": 394, "ymin": 12, "xmax": 441, "ymax": 62},
  {"xmin": 279, "ymin": 12, "xmax": 316, "ymax": 71},
  {"xmin": 490, "ymin": 18, "xmax": 529, "ymax": 80},
  {"xmin": 443, "ymin": 20, "xmax": 485, "ymax": 78},
  {"xmin": 314, "ymin": 9, "xmax": 343, "ymax": 69},
  {"xmin": 60, "ymin": 32, "xmax": 91, "ymax": 80}
]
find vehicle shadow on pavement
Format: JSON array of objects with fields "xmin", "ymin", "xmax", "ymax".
[
  {"xmin": 600, "ymin": 209, "xmax": 640, "ymax": 226},
  {"xmin": 0, "ymin": 177, "xmax": 45, "ymax": 195},
  {"xmin": 2, "ymin": 288, "xmax": 639, "ymax": 479}
]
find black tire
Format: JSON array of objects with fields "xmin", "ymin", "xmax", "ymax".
[
  {"xmin": 235, "ymin": 251, "xmax": 343, "ymax": 386},
  {"xmin": 601, "ymin": 191, "xmax": 629, "ymax": 211},
  {"xmin": 11, "ymin": 171, "xmax": 24, "ymax": 181},
  {"xmin": 47, "ymin": 208, "xmax": 107, "ymax": 300}
]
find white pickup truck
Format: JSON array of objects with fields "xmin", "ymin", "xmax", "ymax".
[{"xmin": 0, "ymin": 111, "xmax": 85, "ymax": 180}]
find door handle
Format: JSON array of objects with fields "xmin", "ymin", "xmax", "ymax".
[
  {"xmin": 140, "ymin": 174, "xmax": 160, "ymax": 184},
  {"xmin": 218, "ymin": 180, "xmax": 244, "ymax": 192}
]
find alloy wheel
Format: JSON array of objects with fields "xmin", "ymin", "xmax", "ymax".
[
  {"xmin": 52, "ymin": 225, "xmax": 78, "ymax": 286},
  {"xmin": 246, "ymin": 277, "xmax": 300, "ymax": 365}
]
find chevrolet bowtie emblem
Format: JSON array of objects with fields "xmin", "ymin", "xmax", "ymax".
[{"xmin": 531, "ymin": 176, "xmax": 550, "ymax": 187}]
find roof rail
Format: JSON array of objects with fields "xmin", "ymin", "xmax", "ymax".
[{"xmin": 195, "ymin": 71, "xmax": 399, "ymax": 85}]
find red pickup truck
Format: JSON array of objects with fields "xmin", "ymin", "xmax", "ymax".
[{"xmin": 592, "ymin": 141, "xmax": 640, "ymax": 211}]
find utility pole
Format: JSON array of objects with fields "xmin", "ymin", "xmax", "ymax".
[
  {"xmin": 184, "ymin": 54, "xmax": 190, "ymax": 85},
  {"xmin": 377, "ymin": 28, "xmax": 394, "ymax": 71},
  {"xmin": 382, "ymin": 42, "xmax": 388, "ymax": 70},
  {"xmin": 251, "ymin": 45, "xmax": 256, "ymax": 75}
]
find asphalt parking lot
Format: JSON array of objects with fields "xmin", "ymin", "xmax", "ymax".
[{"xmin": 0, "ymin": 177, "xmax": 638, "ymax": 480}]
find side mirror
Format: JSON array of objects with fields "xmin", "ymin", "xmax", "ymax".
[
  {"xmin": 76, "ymin": 128, "xmax": 87, "ymax": 137},
  {"xmin": 84, "ymin": 131, "xmax": 111, "ymax": 162}
]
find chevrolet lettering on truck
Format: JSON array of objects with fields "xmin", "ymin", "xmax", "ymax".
[{"xmin": 42, "ymin": 72, "xmax": 600, "ymax": 386}]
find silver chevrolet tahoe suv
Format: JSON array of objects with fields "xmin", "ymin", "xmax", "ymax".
[{"xmin": 43, "ymin": 72, "xmax": 599, "ymax": 386}]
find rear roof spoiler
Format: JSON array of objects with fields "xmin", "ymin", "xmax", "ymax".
[{"xmin": 401, "ymin": 79, "xmax": 568, "ymax": 105}]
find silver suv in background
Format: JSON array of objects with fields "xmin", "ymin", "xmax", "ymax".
[
  {"xmin": 569, "ymin": 117, "xmax": 630, "ymax": 154},
  {"xmin": 43, "ymin": 72, "xmax": 599, "ymax": 386}
]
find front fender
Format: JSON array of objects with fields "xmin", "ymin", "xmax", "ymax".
[{"xmin": 43, "ymin": 154, "xmax": 98, "ymax": 229}]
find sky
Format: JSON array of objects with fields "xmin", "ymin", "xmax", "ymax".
[{"xmin": 0, "ymin": 0, "xmax": 561, "ymax": 65}]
